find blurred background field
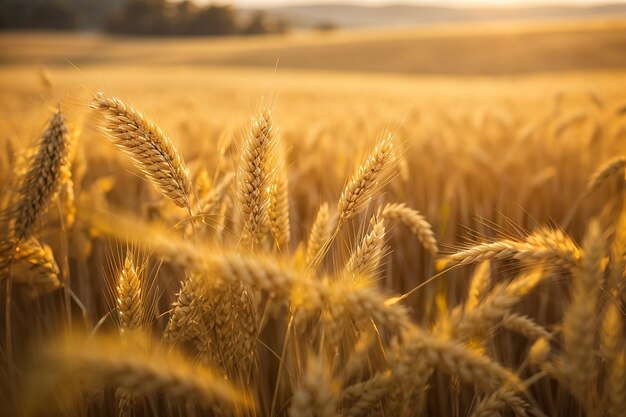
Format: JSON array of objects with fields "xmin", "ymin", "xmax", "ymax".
[{"xmin": 2, "ymin": 10, "xmax": 626, "ymax": 290}]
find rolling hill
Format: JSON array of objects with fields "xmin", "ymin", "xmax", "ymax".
[{"xmin": 250, "ymin": 3, "xmax": 626, "ymax": 28}]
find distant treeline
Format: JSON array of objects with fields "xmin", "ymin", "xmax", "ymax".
[{"xmin": 0, "ymin": 0, "xmax": 290, "ymax": 36}]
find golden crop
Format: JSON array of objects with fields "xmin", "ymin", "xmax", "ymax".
[{"xmin": 1, "ymin": 25, "xmax": 626, "ymax": 417}]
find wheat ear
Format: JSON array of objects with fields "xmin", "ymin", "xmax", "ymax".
[
  {"xmin": 8, "ymin": 238, "xmax": 60, "ymax": 295},
  {"xmin": 91, "ymin": 92, "xmax": 192, "ymax": 210},
  {"xmin": 452, "ymin": 268, "xmax": 544, "ymax": 340},
  {"xmin": 115, "ymin": 254, "xmax": 143, "ymax": 417},
  {"xmin": 438, "ymin": 228, "xmax": 581, "ymax": 270},
  {"xmin": 268, "ymin": 148, "xmax": 290, "ymax": 250},
  {"xmin": 503, "ymin": 313, "xmax": 551, "ymax": 340},
  {"xmin": 306, "ymin": 202, "xmax": 332, "ymax": 266},
  {"xmin": 205, "ymin": 281, "xmax": 257, "ymax": 379},
  {"xmin": 465, "ymin": 261, "xmax": 491, "ymax": 311},
  {"xmin": 39, "ymin": 334, "xmax": 252, "ymax": 411},
  {"xmin": 116, "ymin": 254, "xmax": 142, "ymax": 337},
  {"xmin": 343, "ymin": 216, "xmax": 386, "ymax": 278},
  {"xmin": 470, "ymin": 387, "xmax": 528, "ymax": 417},
  {"xmin": 586, "ymin": 156, "xmax": 626, "ymax": 195},
  {"xmin": 394, "ymin": 328, "xmax": 522, "ymax": 394},
  {"xmin": 601, "ymin": 299, "xmax": 624, "ymax": 363},
  {"xmin": 342, "ymin": 371, "xmax": 392, "ymax": 417},
  {"xmin": 197, "ymin": 172, "xmax": 233, "ymax": 216},
  {"xmin": 337, "ymin": 133, "xmax": 396, "ymax": 225},
  {"xmin": 289, "ymin": 356, "xmax": 338, "ymax": 417},
  {"xmin": 608, "ymin": 349, "xmax": 626, "ymax": 417},
  {"xmin": 237, "ymin": 109, "xmax": 276, "ymax": 245},
  {"xmin": 562, "ymin": 221, "xmax": 603, "ymax": 408},
  {"xmin": 11, "ymin": 110, "xmax": 68, "ymax": 242},
  {"xmin": 163, "ymin": 273, "xmax": 209, "ymax": 344},
  {"xmin": 381, "ymin": 202, "xmax": 437, "ymax": 256}
]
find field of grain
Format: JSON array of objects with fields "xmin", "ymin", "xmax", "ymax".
[{"xmin": 1, "ymin": 19, "xmax": 626, "ymax": 417}]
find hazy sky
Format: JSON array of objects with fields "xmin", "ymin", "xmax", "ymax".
[{"xmin": 221, "ymin": 0, "xmax": 626, "ymax": 7}]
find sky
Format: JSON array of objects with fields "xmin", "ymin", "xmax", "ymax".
[{"xmin": 217, "ymin": 0, "xmax": 626, "ymax": 7}]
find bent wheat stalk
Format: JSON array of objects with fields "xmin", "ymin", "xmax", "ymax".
[
  {"xmin": 91, "ymin": 92, "xmax": 192, "ymax": 210},
  {"xmin": 438, "ymin": 228, "xmax": 581, "ymax": 271},
  {"xmin": 38, "ymin": 334, "xmax": 252, "ymax": 412},
  {"xmin": 381, "ymin": 202, "xmax": 437, "ymax": 256}
]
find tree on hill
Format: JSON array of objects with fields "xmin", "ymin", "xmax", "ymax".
[{"xmin": 0, "ymin": 0, "xmax": 77, "ymax": 29}]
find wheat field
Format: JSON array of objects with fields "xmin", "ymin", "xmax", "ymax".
[{"xmin": 1, "ymin": 22, "xmax": 626, "ymax": 417}]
